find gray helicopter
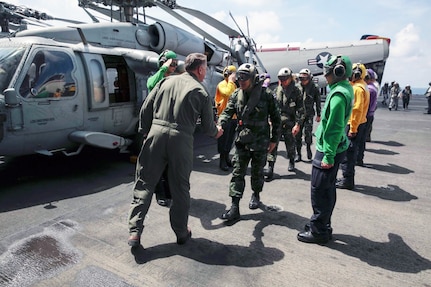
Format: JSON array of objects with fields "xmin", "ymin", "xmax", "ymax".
[
  {"xmin": 0, "ymin": 0, "xmax": 390, "ymax": 159},
  {"xmin": 0, "ymin": 0, "xmax": 258, "ymax": 158}
]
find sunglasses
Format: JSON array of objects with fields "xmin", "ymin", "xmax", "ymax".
[
  {"xmin": 238, "ymin": 73, "xmax": 252, "ymax": 81},
  {"xmin": 170, "ymin": 61, "xmax": 178, "ymax": 67},
  {"xmin": 299, "ymin": 76, "xmax": 309, "ymax": 81},
  {"xmin": 278, "ymin": 76, "xmax": 289, "ymax": 82}
]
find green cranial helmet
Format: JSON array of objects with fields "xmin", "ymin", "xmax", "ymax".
[
  {"xmin": 323, "ymin": 55, "xmax": 352, "ymax": 79},
  {"xmin": 158, "ymin": 49, "xmax": 177, "ymax": 67}
]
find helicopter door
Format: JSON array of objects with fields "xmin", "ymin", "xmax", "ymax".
[
  {"xmin": 82, "ymin": 53, "xmax": 136, "ymax": 135},
  {"xmin": 16, "ymin": 48, "xmax": 82, "ymax": 134}
]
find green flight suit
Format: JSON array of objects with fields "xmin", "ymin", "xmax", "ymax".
[{"xmin": 127, "ymin": 72, "xmax": 218, "ymax": 240}]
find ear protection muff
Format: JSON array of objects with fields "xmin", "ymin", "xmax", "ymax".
[
  {"xmin": 158, "ymin": 50, "xmax": 169, "ymax": 67},
  {"xmin": 223, "ymin": 67, "xmax": 231, "ymax": 77},
  {"xmin": 333, "ymin": 56, "xmax": 346, "ymax": 79},
  {"xmin": 351, "ymin": 64, "xmax": 362, "ymax": 80}
]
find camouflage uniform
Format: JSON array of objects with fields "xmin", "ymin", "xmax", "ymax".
[
  {"xmin": 218, "ymin": 84, "xmax": 281, "ymax": 199},
  {"xmin": 268, "ymin": 81, "xmax": 305, "ymax": 166},
  {"xmin": 295, "ymin": 81, "xmax": 321, "ymax": 159}
]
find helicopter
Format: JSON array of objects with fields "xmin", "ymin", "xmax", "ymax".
[{"xmin": 0, "ymin": 0, "xmax": 390, "ymax": 159}]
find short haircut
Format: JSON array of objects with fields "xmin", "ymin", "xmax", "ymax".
[{"xmin": 185, "ymin": 53, "xmax": 207, "ymax": 72}]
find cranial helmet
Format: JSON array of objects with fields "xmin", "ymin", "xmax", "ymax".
[
  {"xmin": 352, "ymin": 63, "xmax": 367, "ymax": 80},
  {"xmin": 277, "ymin": 67, "xmax": 292, "ymax": 78},
  {"xmin": 366, "ymin": 68, "xmax": 376, "ymax": 80},
  {"xmin": 324, "ymin": 55, "xmax": 352, "ymax": 79},
  {"xmin": 158, "ymin": 49, "xmax": 177, "ymax": 67},
  {"xmin": 299, "ymin": 68, "xmax": 311, "ymax": 76},
  {"xmin": 223, "ymin": 65, "xmax": 237, "ymax": 77},
  {"xmin": 237, "ymin": 63, "xmax": 258, "ymax": 82}
]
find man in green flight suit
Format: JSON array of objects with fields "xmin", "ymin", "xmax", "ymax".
[
  {"xmin": 147, "ymin": 49, "xmax": 178, "ymax": 92},
  {"xmin": 127, "ymin": 53, "xmax": 223, "ymax": 247},
  {"xmin": 218, "ymin": 63, "xmax": 281, "ymax": 222}
]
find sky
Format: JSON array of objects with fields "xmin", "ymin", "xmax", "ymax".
[{"xmin": 5, "ymin": 0, "xmax": 431, "ymax": 91}]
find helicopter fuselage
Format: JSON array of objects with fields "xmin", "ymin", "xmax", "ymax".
[{"xmin": 0, "ymin": 22, "xmax": 225, "ymax": 157}]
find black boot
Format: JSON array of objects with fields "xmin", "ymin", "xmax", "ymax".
[
  {"xmin": 335, "ymin": 177, "xmax": 355, "ymax": 190},
  {"xmin": 306, "ymin": 144, "xmax": 312, "ymax": 160},
  {"xmin": 249, "ymin": 192, "xmax": 260, "ymax": 209},
  {"xmin": 219, "ymin": 153, "xmax": 229, "ymax": 171},
  {"xmin": 225, "ymin": 152, "xmax": 233, "ymax": 167},
  {"xmin": 264, "ymin": 161, "xmax": 275, "ymax": 182},
  {"xmin": 220, "ymin": 197, "xmax": 240, "ymax": 221},
  {"xmin": 288, "ymin": 158, "xmax": 295, "ymax": 171},
  {"xmin": 295, "ymin": 147, "xmax": 302, "ymax": 162}
]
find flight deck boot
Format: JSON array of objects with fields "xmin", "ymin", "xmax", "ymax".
[
  {"xmin": 264, "ymin": 161, "xmax": 275, "ymax": 182},
  {"xmin": 225, "ymin": 152, "xmax": 233, "ymax": 167},
  {"xmin": 288, "ymin": 158, "xmax": 295, "ymax": 172},
  {"xmin": 220, "ymin": 197, "xmax": 240, "ymax": 221}
]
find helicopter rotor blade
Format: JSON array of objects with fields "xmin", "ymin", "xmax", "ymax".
[
  {"xmin": 175, "ymin": 5, "xmax": 241, "ymax": 38},
  {"xmin": 228, "ymin": 11, "xmax": 267, "ymax": 73},
  {"xmin": 151, "ymin": 0, "xmax": 231, "ymax": 51},
  {"xmin": 81, "ymin": 7, "xmax": 100, "ymax": 23}
]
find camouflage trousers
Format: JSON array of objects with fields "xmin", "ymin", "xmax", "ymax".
[
  {"xmin": 267, "ymin": 122, "xmax": 296, "ymax": 163},
  {"xmin": 228, "ymin": 147, "xmax": 267, "ymax": 198},
  {"xmin": 295, "ymin": 116, "xmax": 314, "ymax": 148}
]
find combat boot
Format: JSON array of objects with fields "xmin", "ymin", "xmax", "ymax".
[
  {"xmin": 249, "ymin": 192, "xmax": 260, "ymax": 209},
  {"xmin": 306, "ymin": 144, "xmax": 312, "ymax": 160},
  {"xmin": 288, "ymin": 158, "xmax": 295, "ymax": 172},
  {"xmin": 335, "ymin": 177, "xmax": 355, "ymax": 190},
  {"xmin": 219, "ymin": 153, "xmax": 229, "ymax": 171},
  {"xmin": 220, "ymin": 197, "xmax": 240, "ymax": 221},
  {"xmin": 264, "ymin": 161, "xmax": 275, "ymax": 182}
]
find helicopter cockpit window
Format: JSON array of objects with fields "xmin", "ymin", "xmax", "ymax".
[
  {"xmin": 19, "ymin": 50, "xmax": 76, "ymax": 99},
  {"xmin": 0, "ymin": 47, "xmax": 25, "ymax": 93}
]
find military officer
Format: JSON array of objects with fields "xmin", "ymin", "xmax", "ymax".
[
  {"xmin": 295, "ymin": 68, "xmax": 321, "ymax": 162},
  {"xmin": 265, "ymin": 67, "xmax": 305, "ymax": 181},
  {"xmin": 218, "ymin": 63, "xmax": 281, "ymax": 221}
]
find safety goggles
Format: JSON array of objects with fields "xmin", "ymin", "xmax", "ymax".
[
  {"xmin": 237, "ymin": 73, "xmax": 252, "ymax": 81},
  {"xmin": 170, "ymin": 60, "xmax": 178, "ymax": 67},
  {"xmin": 323, "ymin": 65, "xmax": 332, "ymax": 76}
]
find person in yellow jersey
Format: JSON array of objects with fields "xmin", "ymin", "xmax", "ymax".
[
  {"xmin": 215, "ymin": 65, "xmax": 238, "ymax": 171},
  {"xmin": 336, "ymin": 63, "xmax": 369, "ymax": 190}
]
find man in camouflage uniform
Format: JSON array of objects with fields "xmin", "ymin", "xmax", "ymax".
[
  {"xmin": 295, "ymin": 68, "xmax": 321, "ymax": 162},
  {"xmin": 218, "ymin": 63, "xmax": 281, "ymax": 222},
  {"xmin": 265, "ymin": 67, "xmax": 305, "ymax": 181}
]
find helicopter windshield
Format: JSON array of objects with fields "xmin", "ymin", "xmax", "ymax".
[{"xmin": 0, "ymin": 47, "xmax": 25, "ymax": 92}]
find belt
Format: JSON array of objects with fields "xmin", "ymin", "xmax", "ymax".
[
  {"xmin": 152, "ymin": 119, "xmax": 194, "ymax": 134},
  {"xmin": 243, "ymin": 120, "xmax": 268, "ymax": 127}
]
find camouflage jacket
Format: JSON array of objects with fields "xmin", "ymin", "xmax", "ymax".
[
  {"xmin": 297, "ymin": 81, "xmax": 321, "ymax": 117},
  {"xmin": 218, "ymin": 84, "xmax": 281, "ymax": 151},
  {"xmin": 275, "ymin": 82, "xmax": 305, "ymax": 126}
]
